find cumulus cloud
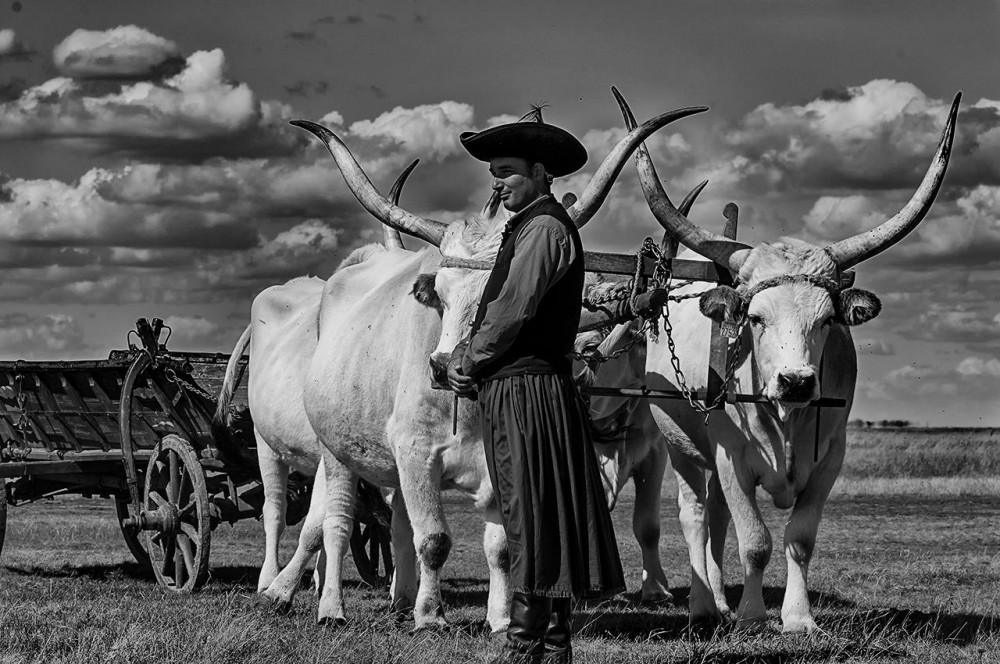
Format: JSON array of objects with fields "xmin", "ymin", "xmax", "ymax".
[
  {"xmin": 861, "ymin": 356, "xmax": 1000, "ymax": 410},
  {"xmin": 876, "ymin": 185, "xmax": 1000, "ymax": 267},
  {"xmin": 1, "ymin": 37, "xmax": 305, "ymax": 160},
  {"xmin": 956, "ymin": 356, "xmax": 1000, "ymax": 378},
  {"xmin": 0, "ymin": 169, "xmax": 259, "ymax": 249},
  {"xmin": 724, "ymin": 79, "xmax": 960, "ymax": 192},
  {"xmin": 900, "ymin": 304, "xmax": 1000, "ymax": 344},
  {"xmin": 0, "ymin": 313, "xmax": 87, "ymax": 358},
  {"xmin": 802, "ymin": 194, "xmax": 890, "ymax": 241},
  {"xmin": 347, "ymin": 101, "xmax": 475, "ymax": 162},
  {"xmin": 53, "ymin": 25, "xmax": 183, "ymax": 80}
]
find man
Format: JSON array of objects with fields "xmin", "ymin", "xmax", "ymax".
[{"xmin": 448, "ymin": 111, "xmax": 625, "ymax": 664}]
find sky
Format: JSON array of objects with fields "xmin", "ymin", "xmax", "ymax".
[{"xmin": 0, "ymin": 0, "xmax": 999, "ymax": 426}]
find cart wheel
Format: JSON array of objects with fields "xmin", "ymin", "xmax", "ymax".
[
  {"xmin": 350, "ymin": 482, "xmax": 393, "ymax": 588},
  {"xmin": 143, "ymin": 434, "xmax": 211, "ymax": 592},
  {"xmin": 0, "ymin": 483, "xmax": 7, "ymax": 561},
  {"xmin": 114, "ymin": 495, "xmax": 151, "ymax": 569}
]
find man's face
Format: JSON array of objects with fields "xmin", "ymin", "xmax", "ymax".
[{"xmin": 489, "ymin": 156, "xmax": 544, "ymax": 213}]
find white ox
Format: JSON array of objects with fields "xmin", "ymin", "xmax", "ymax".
[
  {"xmin": 291, "ymin": 102, "xmax": 706, "ymax": 630},
  {"xmin": 615, "ymin": 89, "xmax": 960, "ymax": 632},
  {"xmin": 214, "ymin": 166, "xmax": 420, "ymax": 621}
]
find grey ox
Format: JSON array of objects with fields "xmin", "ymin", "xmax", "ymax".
[{"xmin": 613, "ymin": 89, "xmax": 960, "ymax": 632}]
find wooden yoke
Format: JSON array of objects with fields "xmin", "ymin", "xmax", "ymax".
[{"xmin": 706, "ymin": 203, "xmax": 739, "ymax": 408}]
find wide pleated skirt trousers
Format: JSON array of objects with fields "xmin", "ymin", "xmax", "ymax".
[{"xmin": 480, "ymin": 372, "xmax": 625, "ymax": 599}]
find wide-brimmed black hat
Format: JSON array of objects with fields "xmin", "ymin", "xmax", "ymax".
[{"xmin": 460, "ymin": 106, "xmax": 587, "ymax": 178}]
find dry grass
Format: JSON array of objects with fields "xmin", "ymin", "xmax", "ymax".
[{"xmin": 2, "ymin": 427, "xmax": 999, "ymax": 663}]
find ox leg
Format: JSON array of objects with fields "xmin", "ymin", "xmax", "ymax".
[
  {"xmin": 781, "ymin": 431, "xmax": 845, "ymax": 635},
  {"xmin": 669, "ymin": 447, "xmax": 718, "ymax": 625},
  {"xmin": 483, "ymin": 504, "xmax": 511, "ymax": 633},
  {"xmin": 257, "ymin": 438, "xmax": 289, "ymax": 592},
  {"xmin": 262, "ymin": 454, "xmax": 328, "ymax": 612},
  {"xmin": 631, "ymin": 447, "xmax": 672, "ymax": 604},
  {"xmin": 316, "ymin": 450, "xmax": 358, "ymax": 626},
  {"xmin": 312, "ymin": 548, "xmax": 326, "ymax": 594},
  {"xmin": 706, "ymin": 471, "xmax": 733, "ymax": 619},
  {"xmin": 716, "ymin": 452, "xmax": 771, "ymax": 630},
  {"xmin": 396, "ymin": 452, "xmax": 451, "ymax": 631},
  {"xmin": 389, "ymin": 490, "xmax": 418, "ymax": 614}
]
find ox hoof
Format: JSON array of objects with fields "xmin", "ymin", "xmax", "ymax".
[
  {"xmin": 782, "ymin": 617, "xmax": 821, "ymax": 636},
  {"xmin": 317, "ymin": 615, "xmax": 348, "ymax": 628},
  {"xmin": 639, "ymin": 590, "xmax": 675, "ymax": 606},
  {"xmin": 487, "ymin": 621, "xmax": 510, "ymax": 636},
  {"xmin": 256, "ymin": 593, "xmax": 293, "ymax": 616}
]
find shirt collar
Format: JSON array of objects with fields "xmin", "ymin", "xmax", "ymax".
[{"xmin": 502, "ymin": 193, "xmax": 553, "ymax": 240}]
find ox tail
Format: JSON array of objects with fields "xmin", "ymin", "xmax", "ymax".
[{"xmin": 211, "ymin": 325, "xmax": 258, "ymax": 474}]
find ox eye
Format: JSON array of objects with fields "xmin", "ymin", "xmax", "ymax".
[{"xmin": 748, "ymin": 314, "xmax": 765, "ymax": 328}]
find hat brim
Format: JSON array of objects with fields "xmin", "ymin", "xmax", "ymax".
[{"xmin": 460, "ymin": 123, "xmax": 587, "ymax": 178}]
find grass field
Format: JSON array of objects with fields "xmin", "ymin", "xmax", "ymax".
[{"xmin": 1, "ymin": 428, "xmax": 999, "ymax": 663}]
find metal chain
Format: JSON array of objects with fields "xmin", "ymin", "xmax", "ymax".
[
  {"xmin": 658, "ymin": 271, "xmax": 748, "ymax": 424},
  {"xmin": 164, "ymin": 366, "xmax": 218, "ymax": 404}
]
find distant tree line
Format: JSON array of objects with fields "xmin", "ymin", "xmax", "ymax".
[{"xmin": 847, "ymin": 418, "xmax": 912, "ymax": 429}]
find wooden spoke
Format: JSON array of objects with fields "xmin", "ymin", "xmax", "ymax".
[
  {"xmin": 149, "ymin": 491, "xmax": 169, "ymax": 509},
  {"xmin": 179, "ymin": 522, "xmax": 200, "ymax": 546},
  {"xmin": 177, "ymin": 535, "xmax": 196, "ymax": 576},
  {"xmin": 167, "ymin": 450, "xmax": 180, "ymax": 503},
  {"xmin": 177, "ymin": 498, "xmax": 197, "ymax": 519}
]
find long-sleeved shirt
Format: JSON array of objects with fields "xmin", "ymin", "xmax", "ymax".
[{"xmin": 458, "ymin": 193, "xmax": 581, "ymax": 380}]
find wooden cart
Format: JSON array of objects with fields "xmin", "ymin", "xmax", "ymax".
[{"xmin": 0, "ymin": 318, "xmax": 392, "ymax": 592}]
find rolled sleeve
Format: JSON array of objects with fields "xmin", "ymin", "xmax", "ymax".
[{"xmin": 462, "ymin": 216, "xmax": 578, "ymax": 378}]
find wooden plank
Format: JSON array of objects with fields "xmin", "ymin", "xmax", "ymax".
[
  {"xmin": 58, "ymin": 373, "xmax": 112, "ymax": 452},
  {"xmin": 579, "ymin": 386, "xmax": 846, "ymax": 408},
  {"xmin": 145, "ymin": 375, "xmax": 202, "ymax": 445},
  {"xmin": 31, "ymin": 374, "xmax": 84, "ymax": 452},
  {"xmin": 706, "ymin": 204, "xmax": 739, "ymax": 409},
  {"xmin": 583, "ymin": 251, "xmax": 722, "ymax": 281}
]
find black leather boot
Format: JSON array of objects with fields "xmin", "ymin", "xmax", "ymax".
[
  {"xmin": 542, "ymin": 597, "xmax": 573, "ymax": 663},
  {"xmin": 491, "ymin": 592, "xmax": 549, "ymax": 664}
]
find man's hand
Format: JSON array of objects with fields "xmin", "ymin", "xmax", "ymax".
[{"xmin": 447, "ymin": 357, "xmax": 477, "ymax": 398}]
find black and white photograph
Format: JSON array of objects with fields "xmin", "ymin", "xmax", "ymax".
[{"xmin": 0, "ymin": 1, "xmax": 997, "ymax": 662}]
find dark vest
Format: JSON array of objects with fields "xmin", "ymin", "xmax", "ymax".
[{"xmin": 469, "ymin": 195, "xmax": 585, "ymax": 382}]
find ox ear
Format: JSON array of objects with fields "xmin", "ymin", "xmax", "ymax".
[
  {"xmin": 699, "ymin": 286, "xmax": 745, "ymax": 323},
  {"xmin": 838, "ymin": 288, "xmax": 881, "ymax": 326},
  {"xmin": 410, "ymin": 273, "xmax": 443, "ymax": 314}
]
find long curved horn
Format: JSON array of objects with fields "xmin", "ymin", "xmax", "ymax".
[
  {"xmin": 568, "ymin": 102, "xmax": 709, "ymax": 228},
  {"xmin": 661, "ymin": 179, "xmax": 708, "ymax": 254},
  {"xmin": 678, "ymin": 179, "xmax": 708, "ymax": 216},
  {"xmin": 383, "ymin": 159, "xmax": 420, "ymax": 250},
  {"xmin": 613, "ymin": 86, "xmax": 752, "ymax": 273},
  {"xmin": 290, "ymin": 120, "xmax": 449, "ymax": 247},
  {"xmin": 825, "ymin": 92, "xmax": 961, "ymax": 270}
]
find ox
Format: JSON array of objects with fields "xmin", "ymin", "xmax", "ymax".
[
  {"xmin": 614, "ymin": 89, "xmax": 960, "ymax": 632},
  {"xmin": 213, "ymin": 166, "xmax": 419, "ymax": 621},
  {"xmin": 291, "ymin": 101, "xmax": 706, "ymax": 630}
]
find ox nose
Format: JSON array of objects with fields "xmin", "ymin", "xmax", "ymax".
[
  {"xmin": 429, "ymin": 354, "xmax": 449, "ymax": 388},
  {"xmin": 775, "ymin": 370, "xmax": 818, "ymax": 403}
]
